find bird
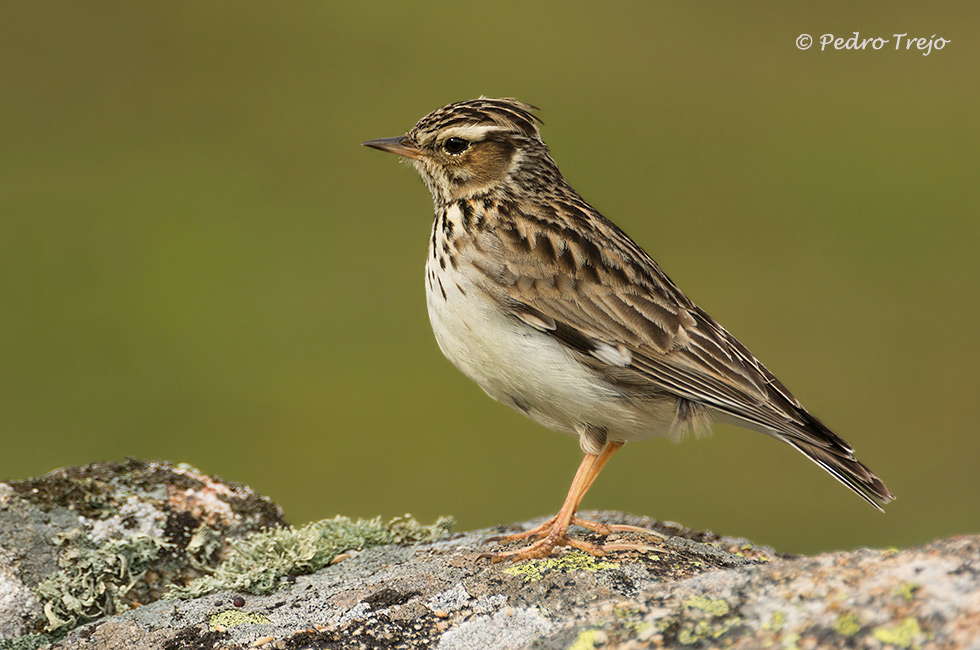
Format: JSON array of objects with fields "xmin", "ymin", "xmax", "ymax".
[{"xmin": 362, "ymin": 97, "xmax": 893, "ymax": 562}]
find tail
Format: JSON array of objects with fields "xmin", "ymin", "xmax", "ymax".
[{"xmin": 785, "ymin": 413, "xmax": 895, "ymax": 511}]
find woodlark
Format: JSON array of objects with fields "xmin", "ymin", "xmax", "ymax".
[{"xmin": 363, "ymin": 98, "xmax": 894, "ymax": 561}]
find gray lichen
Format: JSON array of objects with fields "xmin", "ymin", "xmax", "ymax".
[
  {"xmin": 1, "ymin": 459, "xmax": 290, "ymax": 644},
  {"xmin": 0, "ymin": 633, "xmax": 56, "ymax": 650},
  {"xmin": 168, "ymin": 514, "xmax": 454, "ymax": 598},
  {"xmin": 35, "ymin": 532, "xmax": 173, "ymax": 634}
]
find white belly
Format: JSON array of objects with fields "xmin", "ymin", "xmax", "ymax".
[{"xmin": 424, "ymin": 244, "xmax": 672, "ymax": 444}]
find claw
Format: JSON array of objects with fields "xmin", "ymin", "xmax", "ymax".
[
  {"xmin": 488, "ymin": 534, "xmax": 565, "ymax": 563},
  {"xmin": 569, "ymin": 517, "xmax": 666, "ymax": 539},
  {"xmin": 602, "ymin": 522, "xmax": 667, "ymax": 539},
  {"xmin": 483, "ymin": 517, "xmax": 558, "ymax": 545},
  {"xmin": 601, "ymin": 542, "xmax": 664, "ymax": 554}
]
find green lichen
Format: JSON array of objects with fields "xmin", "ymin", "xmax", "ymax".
[
  {"xmin": 683, "ymin": 596, "xmax": 730, "ymax": 616},
  {"xmin": 568, "ymin": 628, "xmax": 606, "ymax": 650},
  {"xmin": 611, "ymin": 604, "xmax": 651, "ymax": 635},
  {"xmin": 502, "ymin": 551, "xmax": 619, "ymax": 583},
  {"xmin": 613, "ymin": 603, "xmax": 640, "ymax": 618},
  {"xmin": 672, "ymin": 596, "xmax": 742, "ymax": 645},
  {"xmin": 677, "ymin": 616, "xmax": 743, "ymax": 645},
  {"xmin": 600, "ymin": 604, "xmax": 655, "ymax": 641},
  {"xmin": 632, "ymin": 621, "xmax": 655, "ymax": 638},
  {"xmin": 834, "ymin": 613, "xmax": 861, "ymax": 637},
  {"xmin": 209, "ymin": 609, "xmax": 271, "ymax": 629},
  {"xmin": 656, "ymin": 615, "xmax": 677, "ymax": 632},
  {"xmin": 894, "ymin": 583, "xmax": 920, "ymax": 601},
  {"xmin": 872, "ymin": 617, "xmax": 923, "ymax": 648},
  {"xmin": 676, "ymin": 627, "xmax": 699, "ymax": 645},
  {"xmin": 35, "ymin": 533, "xmax": 173, "ymax": 634},
  {"xmin": 762, "ymin": 610, "xmax": 785, "ymax": 632},
  {"xmin": 168, "ymin": 514, "xmax": 453, "ymax": 598}
]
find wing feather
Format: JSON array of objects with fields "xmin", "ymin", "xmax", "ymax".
[{"xmin": 466, "ymin": 195, "xmax": 893, "ymax": 506}]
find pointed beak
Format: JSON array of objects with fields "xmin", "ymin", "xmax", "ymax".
[{"xmin": 361, "ymin": 135, "xmax": 422, "ymax": 160}]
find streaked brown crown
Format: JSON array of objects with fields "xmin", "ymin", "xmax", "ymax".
[{"xmin": 409, "ymin": 98, "xmax": 543, "ymax": 142}]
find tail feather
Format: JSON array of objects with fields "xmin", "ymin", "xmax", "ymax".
[{"xmin": 786, "ymin": 413, "xmax": 894, "ymax": 510}]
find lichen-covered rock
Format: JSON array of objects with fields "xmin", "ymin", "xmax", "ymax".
[
  {"xmin": 168, "ymin": 513, "xmax": 455, "ymax": 599},
  {"xmin": 3, "ymin": 463, "xmax": 978, "ymax": 649},
  {"xmin": 0, "ymin": 459, "xmax": 287, "ymax": 643},
  {"xmin": 42, "ymin": 514, "xmax": 980, "ymax": 649}
]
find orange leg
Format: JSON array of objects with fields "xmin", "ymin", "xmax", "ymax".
[
  {"xmin": 486, "ymin": 444, "xmax": 614, "ymax": 543},
  {"xmin": 485, "ymin": 442, "xmax": 664, "ymax": 562}
]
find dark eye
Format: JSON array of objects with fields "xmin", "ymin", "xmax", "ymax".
[{"xmin": 443, "ymin": 137, "xmax": 469, "ymax": 154}]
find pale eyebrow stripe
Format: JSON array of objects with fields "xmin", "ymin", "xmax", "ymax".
[{"xmin": 440, "ymin": 124, "xmax": 508, "ymax": 141}]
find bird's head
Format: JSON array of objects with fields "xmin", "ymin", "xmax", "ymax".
[{"xmin": 363, "ymin": 98, "xmax": 560, "ymax": 206}]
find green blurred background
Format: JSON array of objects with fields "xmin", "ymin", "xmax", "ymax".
[{"xmin": 1, "ymin": 2, "xmax": 977, "ymax": 555}]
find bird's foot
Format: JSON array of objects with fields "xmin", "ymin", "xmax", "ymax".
[
  {"xmin": 482, "ymin": 528, "xmax": 602, "ymax": 562},
  {"xmin": 481, "ymin": 516, "xmax": 665, "ymax": 563},
  {"xmin": 483, "ymin": 515, "xmax": 666, "ymax": 545}
]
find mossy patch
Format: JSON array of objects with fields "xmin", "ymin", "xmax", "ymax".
[
  {"xmin": 208, "ymin": 609, "xmax": 271, "ymax": 629},
  {"xmin": 168, "ymin": 514, "xmax": 453, "ymax": 598},
  {"xmin": 872, "ymin": 617, "xmax": 923, "ymax": 648},
  {"xmin": 502, "ymin": 551, "xmax": 619, "ymax": 583}
]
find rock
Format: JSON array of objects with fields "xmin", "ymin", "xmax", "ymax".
[
  {"xmin": 2, "ymin": 463, "xmax": 978, "ymax": 649},
  {"xmin": 0, "ymin": 459, "xmax": 286, "ymax": 644}
]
